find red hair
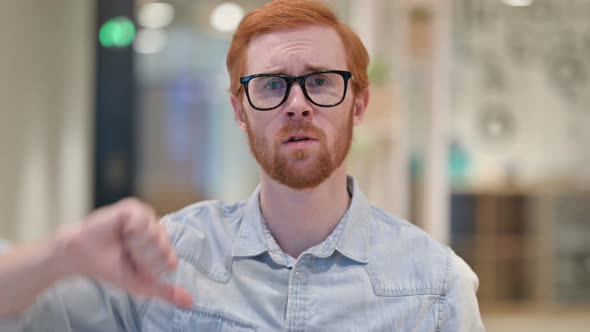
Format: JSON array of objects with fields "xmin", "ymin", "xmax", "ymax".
[{"xmin": 226, "ymin": 0, "xmax": 369, "ymax": 97}]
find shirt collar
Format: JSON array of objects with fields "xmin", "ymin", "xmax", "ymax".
[
  {"xmin": 230, "ymin": 185, "xmax": 268, "ymax": 258},
  {"xmin": 333, "ymin": 176, "xmax": 370, "ymax": 263},
  {"xmin": 231, "ymin": 176, "xmax": 370, "ymax": 264}
]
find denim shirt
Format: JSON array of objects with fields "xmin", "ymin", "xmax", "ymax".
[{"xmin": 1, "ymin": 177, "xmax": 484, "ymax": 331}]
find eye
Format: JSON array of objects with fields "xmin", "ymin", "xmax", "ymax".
[
  {"xmin": 308, "ymin": 77, "xmax": 329, "ymax": 87},
  {"xmin": 265, "ymin": 80, "xmax": 284, "ymax": 90}
]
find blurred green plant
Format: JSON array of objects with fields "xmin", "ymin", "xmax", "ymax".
[{"xmin": 368, "ymin": 57, "xmax": 390, "ymax": 85}]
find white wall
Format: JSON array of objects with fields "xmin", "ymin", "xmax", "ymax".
[
  {"xmin": 452, "ymin": 0, "xmax": 590, "ymax": 189},
  {"xmin": 0, "ymin": 0, "xmax": 94, "ymax": 242}
]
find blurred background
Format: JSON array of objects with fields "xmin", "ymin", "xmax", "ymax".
[{"xmin": 1, "ymin": 0, "xmax": 589, "ymax": 330}]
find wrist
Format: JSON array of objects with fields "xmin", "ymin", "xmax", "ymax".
[{"xmin": 49, "ymin": 225, "xmax": 85, "ymax": 279}]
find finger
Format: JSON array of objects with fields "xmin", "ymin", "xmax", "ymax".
[
  {"xmin": 149, "ymin": 233, "xmax": 178, "ymax": 274},
  {"xmin": 121, "ymin": 202, "xmax": 156, "ymax": 238},
  {"xmin": 85, "ymin": 200, "xmax": 133, "ymax": 234},
  {"xmin": 167, "ymin": 249, "xmax": 178, "ymax": 271},
  {"xmin": 123, "ymin": 267, "xmax": 192, "ymax": 308},
  {"xmin": 152, "ymin": 283, "xmax": 193, "ymax": 309},
  {"xmin": 118, "ymin": 256, "xmax": 159, "ymax": 295},
  {"xmin": 125, "ymin": 221, "xmax": 161, "ymax": 257},
  {"xmin": 125, "ymin": 221, "xmax": 173, "ymax": 277},
  {"xmin": 126, "ymin": 243, "xmax": 169, "ymax": 277},
  {"xmin": 136, "ymin": 245, "xmax": 175, "ymax": 277},
  {"xmin": 130, "ymin": 239, "xmax": 177, "ymax": 276},
  {"xmin": 157, "ymin": 223, "xmax": 178, "ymax": 272},
  {"xmin": 145, "ymin": 233, "xmax": 177, "ymax": 275}
]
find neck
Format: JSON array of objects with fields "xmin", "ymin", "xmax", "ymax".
[{"xmin": 258, "ymin": 166, "xmax": 351, "ymax": 258}]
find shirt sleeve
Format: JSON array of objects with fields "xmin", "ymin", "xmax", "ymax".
[
  {"xmin": 440, "ymin": 249, "xmax": 486, "ymax": 332},
  {"xmin": 0, "ymin": 241, "xmax": 148, "ymax": 332}
]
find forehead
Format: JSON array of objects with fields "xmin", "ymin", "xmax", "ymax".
[{"xmin": 244, "ymin": 25, "xmax": 347, "ymax": 76}]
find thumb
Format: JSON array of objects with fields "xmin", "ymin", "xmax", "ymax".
[
  {"xmin": 122, "ymin": 268, "xmax": 193, "ymax": 309},
  {"xmin": 151, "ymin": 282, "xmax": 194, "ymax": 309}
]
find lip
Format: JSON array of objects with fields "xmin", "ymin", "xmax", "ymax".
[
  {"xmin": 282, "ymin": 134, "xmax": 318, "ymax": 144},
  {"xmin": 282, "ymin": 139, "xmax": 318, "ymax": 149},
  {"xmin": 281, "ymin": 134, "xmax": 319, "ymax": 150}
]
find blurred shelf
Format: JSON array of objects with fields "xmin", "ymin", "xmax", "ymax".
[{"xmin": 450, "ymin": 191, "xmax": 590, "ymax": 309}]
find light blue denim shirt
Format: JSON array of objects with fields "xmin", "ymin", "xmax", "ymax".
[{"xmin": 1, "ymin": 177, "xmax": 484, "ymax": 331}]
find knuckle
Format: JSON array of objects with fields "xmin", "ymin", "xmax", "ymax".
[
  {"xmin": 120, "ymin": 197, "xmax": 142, "ymax": 207},
  {"xmin": 120, "ymin": 197, "xmax": 155, "ymax": 215},
  {"xmin": 125, "ymin": 218, "xmax": 147, "ymax": 236}
]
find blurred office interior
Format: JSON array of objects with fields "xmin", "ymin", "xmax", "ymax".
[{"xmin": 0, "ymin": 0, "xmax": 589, "ymax": 330}]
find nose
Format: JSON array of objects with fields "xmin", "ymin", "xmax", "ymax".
[{"xmin": 283, "ymin": 83, "xmax": 313, "ymax": 118}]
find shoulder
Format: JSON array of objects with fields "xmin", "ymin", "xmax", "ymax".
[
  {"xmin": 162, "ymin": 200, "xmax": 246, "ymax": 238},
  {"xmin": 364, "ymin": 206, "xmax": 453, "ymax": 296},
  {"xmin": 163, "ymin": 199, "xmax": 246, "ymax": 222},
  {"xmin": 160, "ymin": 200, "xmax": 247, "ymax": 282}
]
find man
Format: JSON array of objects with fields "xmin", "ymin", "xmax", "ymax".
[{"xmin": 0, "ymin": 0, "xmax": 484, "ymax": 331}]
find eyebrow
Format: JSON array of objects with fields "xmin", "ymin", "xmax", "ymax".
[
  {"xmin": 303, "ymin": 64, "xmax": 331, "ymax": 72},
  {"xmin": 261, "ymin": 64, "xmax": 332, "ymax": 75}
]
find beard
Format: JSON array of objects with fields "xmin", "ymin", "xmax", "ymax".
[{"xmin": 243, "ymin": 107, "xmax": 354, "ymax": 190}]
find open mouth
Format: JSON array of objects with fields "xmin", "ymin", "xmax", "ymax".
[
  {"xmin": 282, "ymin": 134, "xmax": 321, "ymax": 145},
  {"xmin": 286, "ymin": 136, "xmax": 314, "ymax": 143}
]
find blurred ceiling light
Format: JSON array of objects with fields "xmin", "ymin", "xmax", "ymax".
[
  {"xmin": 210, "ymin": 2, "xmax": 244, "ymax": 32},
  {"xmin": 501, "ymin": 0, "xmax": 534, "ymax": 6},
  {"xmin": 138, "ymin": 2, "xmax": 175, "ymax": 29},
  {"xmin": 134, "ymin": 28, "xmax": 168, "ymax": 54}
]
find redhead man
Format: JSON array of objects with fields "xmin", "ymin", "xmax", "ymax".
[{"xmin": 0, "ymin": 1, "xmax": 484, "ymax": 331}]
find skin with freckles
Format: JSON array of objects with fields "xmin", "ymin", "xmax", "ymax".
[
  {"xmin": 232, "ymin": 25, "xmax": 364, "ymax": 190},
  {"xmin": 231, "ymin": 25, "xmax": 370, "ymax": 257}
]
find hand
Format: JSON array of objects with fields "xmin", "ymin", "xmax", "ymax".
[{"xmin": 58, "ymin": 198, "xmax": 193, "ymax": 308}]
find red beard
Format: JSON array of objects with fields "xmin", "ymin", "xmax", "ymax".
[{"xmin": 243, "ymin": 108, "xmax": 353, "ymax": 190}]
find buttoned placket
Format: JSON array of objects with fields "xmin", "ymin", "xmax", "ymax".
[{"xmin": 285, "ymin": 254, "xmax": 313, "ymax": 332}]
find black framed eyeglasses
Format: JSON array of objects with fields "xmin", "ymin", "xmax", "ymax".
[{"xmin": 239, "ymin": 70, "xmax": 353, "ymax": 111}]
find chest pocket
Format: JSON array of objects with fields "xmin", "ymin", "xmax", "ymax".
[{"xmin": 172, "ymin": 306, "xmax": 258, "ymax": 332}]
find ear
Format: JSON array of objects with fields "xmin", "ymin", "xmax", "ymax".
[
  {"xmin": 352, "ymin": 88, "xmax": 369, "ymax": 126},
  {"xmin": 231, "ymin": 95, "xmax": 248, "ymax": 131}
]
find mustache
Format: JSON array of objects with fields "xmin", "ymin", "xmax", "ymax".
[{"xmin": 275, "ymin": 120, "xmax": 326, "ymax": 143}]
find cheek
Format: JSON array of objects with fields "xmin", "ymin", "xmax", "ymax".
[
  {"xmin": 245, "ymin": 112, "xmax": 278, "ymax": 142},
  {"xmin": 325, "ymin": 107, "xmax": 352, "ymax": 137},
  {"xmin": 318, "ymin": 118, "xmax": 341, "ymax": 146}
]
